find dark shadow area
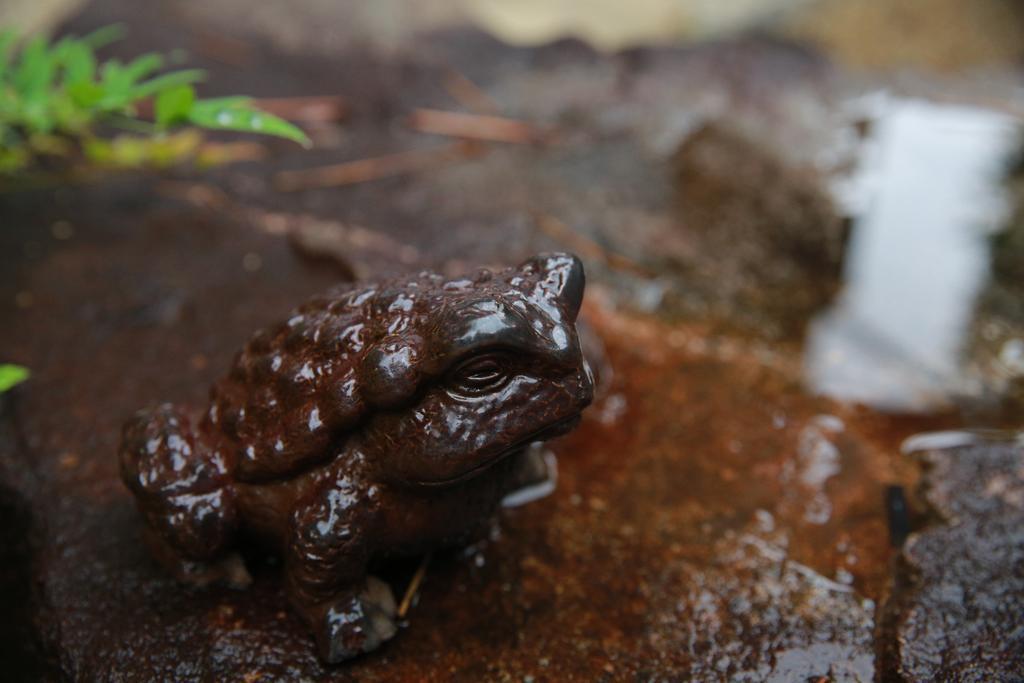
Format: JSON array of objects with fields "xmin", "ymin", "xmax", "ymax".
[{"xmin": 0, "ymin": 399, "xmax": 56, "ymax": 682}]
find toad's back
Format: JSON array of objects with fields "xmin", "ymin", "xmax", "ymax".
[{"xmin": 204, "ymin": 274, "xmax": 450, "ymax": 482}]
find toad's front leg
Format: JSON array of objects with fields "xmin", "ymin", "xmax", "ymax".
[{"xmin": 285, "ymin": 477, "xmax": 397, "ymax": 663}]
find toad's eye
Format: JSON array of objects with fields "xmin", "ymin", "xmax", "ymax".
[{"xmin": 449, "ymin": 354, "xmax": 511, "ymax": 395}]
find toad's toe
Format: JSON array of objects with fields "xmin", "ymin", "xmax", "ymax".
[
  {"xmin": 318, "ymin": 578, "xmax": 398, "ymax": 663},
  {"xmin": 359, "ymin": 576, "xmax": 398, "ymax": 649}
]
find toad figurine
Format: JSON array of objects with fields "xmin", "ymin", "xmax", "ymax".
[{"xmin": 119, "ymin": 253, "xmax": 594, "ymax": 663}]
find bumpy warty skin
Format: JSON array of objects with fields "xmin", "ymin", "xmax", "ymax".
[{"xmin": 118, "ymin": 252, "xmax": 593, "ymax": 663}]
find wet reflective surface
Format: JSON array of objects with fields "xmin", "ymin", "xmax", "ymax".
[
  {"xmin": 808, "ymin": 97, "xmax": 1020, "ymax": 412},
  {"xmin": 1, "ymin": 1, "xmax": 1023, "ymax": 680},
  {"xmin": 883, "ymin": 433, "xmax": 1024, "ymax": 680}
]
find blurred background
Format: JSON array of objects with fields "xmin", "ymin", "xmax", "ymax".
[{"xmin": 5, "ymin": 0, "xmax": 1024, "ymax": 69}]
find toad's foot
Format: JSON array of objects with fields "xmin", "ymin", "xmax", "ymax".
[
  {"xmin": 502, "ymin": 445, "xmax": 557, "ymax": 508},
  {"xmin": 316, "ymin": 576, "xmax": 398, "ymax": 663},
  {"xmin": 143, "ymin": 528, "xmax": 252, "ymax": 589}
]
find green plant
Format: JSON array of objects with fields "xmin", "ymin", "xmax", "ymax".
[
  {"xmin": 0, "ymin": 25, "xmax": 310, "ymax": 172},
  {"xmin": 0, "ymin": 364, "xmax": 29, "ymax": 393}
]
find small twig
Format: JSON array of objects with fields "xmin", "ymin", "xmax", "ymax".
[
  {"xmin": 442, "ymin": 70, "xmax": 500, "ymax": 116},
  {"xmin": 397, "ymin": 553, "xmax": 432, "ymax": 619},
  {"xmin": 273, "ymin": 141, "xmax": 483, "ymax": 191},
  {"xmin": 408, "ymin": 109, "xmax": 549, "ymax": 145},
  {"xmin": 156, "ymin": 180, "xmax": 233, "ymax": 209},
  {"xmin": 534, "ymin": 213, "xmax": 653, "ymax": 277}
]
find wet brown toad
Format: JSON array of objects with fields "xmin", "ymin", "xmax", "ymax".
[{"xmin": 118, "ymin": 253, "xmax": 594, "ymax": 663}]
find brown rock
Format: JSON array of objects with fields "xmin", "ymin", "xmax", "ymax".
[
  {"xmin": 668, "ymin": 122, "xmax": 848, "ymax": 337},
  {"xmin": 885, "ymin": 440, "xmax": 1024, "ymax": 681}
]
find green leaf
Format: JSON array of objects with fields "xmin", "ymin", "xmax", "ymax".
[
  {"xmin": 82, "ymin": 136, "xmax": 114, "ymax": 163},
  {"xmin": 0, "ymin": 364, "xmax": 29, "ymax": 393},
  {"xmin": 123, "ymin": 53, "xmax": 163, "ymax": 84},
  {"xmin": 188, "ymin": 100, "xmax": 311, "ymax": 147},
  {"xmin": 67, "ymin": 80, "xmax": 104, "ymax": 107},
  {"xmin": 8, "ymin": 36, "xmax": 60, "ymax": 133},
  {"xmin": 0, "ymin": 29, "xmax": 16, "ymax": 57},
  {"xmin": 187, "ymin": 95, "xmax": 251, "ymax": 109},
  {"xmin": 0, "ymin": 22, "xmax": 314, "ymax": 170},
  {"xmin": 14, "ymin": 36, "xmax": 56, "ymax": 95},
  {"xmin": 48, "ymin": 92, "xmax": 89, "ymax": 132},
  {"xmin": 0, "ymin": 146, "xmax": 29, "ymax": 173},
  {"xmin": 79, "ymin": 24, "xmax": 125, "ymax": 50},
  {"xmin": 125, "ymin": 69, "xmax": 205, "ymax": 103},
  {"xmin": 0, "ymin": 29, "xmax": 17, "ymax": 79},
  {"xmin": 99, "ymin": 57, "xmax": 183, "ymax": 110},
  {"xmin": 97, "ymin": 58, "xmax": 139, "ymax": 109},
  {"xmin": 59, "ymin": 41, "xmax": 97, "ymax": 85},
  {"xmin": 155, "ymin": 84, "xmax": 194, "ymax": 127}
]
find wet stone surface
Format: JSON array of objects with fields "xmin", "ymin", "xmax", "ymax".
[
  {"xmin": 2, "ymin": 186, "xmax": 907, "ymax": 680},
  {"xmin": 884, "ymin": 440, "xmax": 1024, "ymax": 682},
  {"xmin": 2, "ymin": 0, "xmax": 1024, "ymax": 680},
  {"xmin": 637, "ymin": 520, "xmax": 876, "ymax": 681}
]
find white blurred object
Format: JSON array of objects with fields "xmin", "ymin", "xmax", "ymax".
[
  {"xmin": 806, "ymin": 96, "xmax": 1019, "ymax": 412},
  {"xmin": 465, "ymin": 0, "xmax": 821, "ymax": 49}
]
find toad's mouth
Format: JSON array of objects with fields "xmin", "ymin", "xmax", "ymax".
[{"xmin": 412, "ymin": 413, "xmax": 582, "ymax": 488}]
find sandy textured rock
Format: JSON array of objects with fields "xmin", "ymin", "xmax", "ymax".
[{"xmin": 887, "ymin": 440, "xmax": 1024, "ymax": 682}]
